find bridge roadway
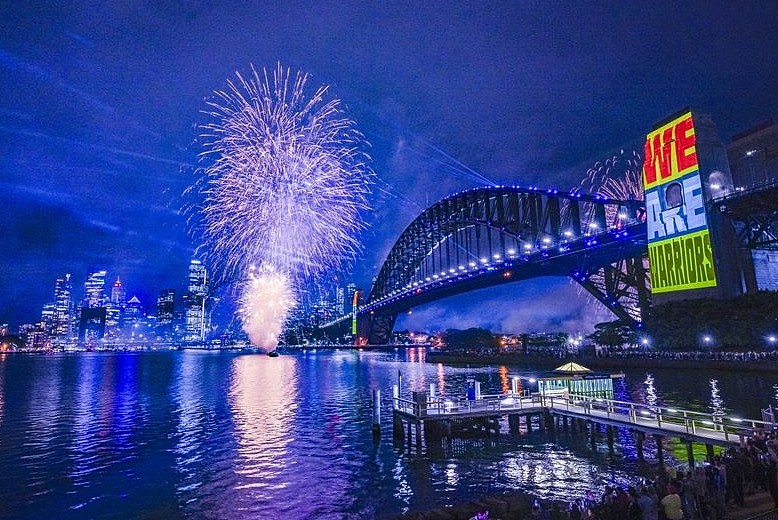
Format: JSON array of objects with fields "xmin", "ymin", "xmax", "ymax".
[{"xmin": 393, "ymin": 392, "xmax": 767, "ymax": 447}]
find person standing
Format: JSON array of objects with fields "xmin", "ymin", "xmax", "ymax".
[
  {"xmin": 638, "ymin": 486, "xmax": 658, "ymax": 520},
  {"xmin": 660, "ymin": 483, "xmax": 684, "ymax": 520}
]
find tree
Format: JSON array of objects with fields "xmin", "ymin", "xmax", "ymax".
[
  {"xmin": 443, "ymin": 328, "xmax": 499, "ymax": 352},
  {"xmin": 587, "ymin": 321, "xmax": 636, "ymax": 349}
]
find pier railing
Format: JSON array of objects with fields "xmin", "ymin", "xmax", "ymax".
[
  {"xmin": 545, "ymin": 394, "xmax": 771, "ymax": 443},
  {"xmin": 393, "ymin": 391, "xmax": 773, "ymax": 444},
  {"xmin": 393, "ymin": 392, "xmax": 542, "ymax": 417}
]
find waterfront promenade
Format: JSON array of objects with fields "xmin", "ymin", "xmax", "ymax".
[{"xmin": 425, "ymin": 350, "xmax": 778, "ymax": 373}]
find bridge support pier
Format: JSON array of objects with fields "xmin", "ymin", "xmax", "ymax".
[
  {"xmin": 636, "ymin": 431, "xmax": 645, "ymax": 461},
  {"xmin": 654, "ymin": 434, "xmax": 664, "ymax": 464},
  {"xmin": 544, "ymin": 411, "xmax": 555, "ymax": 432},
  {"xmin": 706, "ymin": 444, "xmax": 715, "ymax": 463},
  {"xmin": 372, "ymin": 389, "xmax": 381, "ymax": 437},
  {"xmin": 563, "ymin": 416, "xmax": 569, "ymax": 432},
  {"xmin": 606, "ymin": 425, "xmax": 614, "ymax": 453},
  {"xmin": 685, "ymin": 440, "xmax": 695, "ymax": 469},
  {"xmin": 393, "ymin": 415, "xmax": 403, "ymax": 441},
  {"xmin": 589, "ymin": 422, "xmax": 597, "ymax": 450},
  {"xmin": 509, "ymin": 414, "xmax": 520, "ymax": 434}
]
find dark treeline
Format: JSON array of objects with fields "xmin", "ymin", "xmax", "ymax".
[
  {"xmin": 644, "ymin": 291, "xmax": 778, "ymax": 350},
  {"xmin": 443, "ymin": 328, "xmax": 500, "ymax": 352}
]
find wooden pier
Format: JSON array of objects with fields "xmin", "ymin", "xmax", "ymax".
[{"xmin": 391, "ymin": 388, "xmax": 772, "ymax": 466}]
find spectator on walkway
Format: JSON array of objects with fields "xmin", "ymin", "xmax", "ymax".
[
  {"xmin": 660, "ymin": 482, "xmax": 684, "ymax": 520},
  {"xmin": 638, "ymin": 485, "xmax": 658, "ymax": 520}
]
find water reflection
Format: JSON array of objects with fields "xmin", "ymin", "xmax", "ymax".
[
  {"xmin": 498, "ymin": 366, "xmax": 510, "ymax": 394},
  {"xmin": 644, "ymin": 373, "xmax": 658, "ymax": 412},
  {"xmin": 5, "ymin": 351, "xmax": 778, "ymax": 520},
  {"xmin": 436, "ymin": 363, "xmax": 446, "ymax": 397},
  {"xmin": 228, "ymin": 355, "xmax": 297, "ymax": 514},
  {"xmin": 0, "ymin": 355, "xmax": 5, "ymax": 426},
  {"xmin": 710, "ymin": 379, "xmax": 726, "ymax": 417}
]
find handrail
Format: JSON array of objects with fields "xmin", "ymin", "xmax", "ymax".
[
  {"xmin": 545, "ymin": 393, "xmax": 764, "ymax": 441},
  {"xmin": 393, "ymin": 390, "xmax": 765, "ymax": 444}
]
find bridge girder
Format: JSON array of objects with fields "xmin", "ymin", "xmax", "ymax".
[
  {"xmin": 361, "ymin": 187, "xmax": 648, "ymax": 341},
  {"xmin": 573, "ymin": 254, "xmax": 651, "ymax": 323},
  {"xmin": 714, "ymin": 186, "xmax": 778, "ymax": 250},
  {"xmin": 371, "ymin": 187, "xmax": 641, "ymax": 302}
]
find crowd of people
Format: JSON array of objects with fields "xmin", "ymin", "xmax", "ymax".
[
  {"xmin": 550, "ymin": 430, "xmax": 778, "ymax": 520},
  {"xmin": 590, "ymin": 350, "xmax": 778, "ymax": 363},
  {"xmin": 467, "ymin": 430, "xmax": 778, "ymax": 520}
]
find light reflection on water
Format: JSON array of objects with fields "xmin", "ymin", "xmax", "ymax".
[
  {"xmin": 0, "ymin": 351, "xmax": 777, "ymax": 519},
  {"xmin": 644, "ymin": 373, "xmax": 658, "ymax": 411},
  {"xmin": 710, "ymin": 379, "xmax": 726, "ymax": 417}
]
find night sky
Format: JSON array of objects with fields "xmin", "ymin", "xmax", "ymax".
[{"xmin": 2, "ymin": 2, "xmax": 778, "ymax": 333}]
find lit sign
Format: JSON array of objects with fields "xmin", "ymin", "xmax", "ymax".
[
  {"xmin": 643, "ymin": 111, "xmax": 717, "ymax": 293},
  {"xmin": 351, "ymin": 290, "xmax": 360, "ymax": 335}
]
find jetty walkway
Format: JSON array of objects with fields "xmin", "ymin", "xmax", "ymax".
[{"xmin": 391, "ymin": 390, "xmax": 772, "ymax": 466}]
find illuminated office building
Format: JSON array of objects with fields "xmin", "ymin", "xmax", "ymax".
[
  {"xmin": 53, "ymin": 274, "xmax": 73, "ymax": 340},
  {"xmin": 111, "ymin": 277, "xmax": 126, "ymax": 305},
  {"xmin": 124, "ymin": 295, "xmax": 144, "ymax": 338},
  {"xmin": 184, "ymin": 259, "xmax": 208, "ymax": 342},
  {"xmin": 156, "ymin": 289, "xmax": 175, "ymax": 340},
  {"xmin": 83, "ymin": 270, "xmax": 107, "ymax": 309}
]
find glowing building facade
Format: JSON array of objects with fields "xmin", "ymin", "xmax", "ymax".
[
  {"xmin": 53, "ymin": 274, "xmax": 73, "ymax": 341},
  {"xmin": 83, "ymin": 270, "xmax": 107, "ymax": 309},
  {"xmin": 184, "ymin": 259, "xmax": 208, "ymax": 342},
  {"xmin": 156, "ymin": 289, "xmax": 175, "ymax": 340}
]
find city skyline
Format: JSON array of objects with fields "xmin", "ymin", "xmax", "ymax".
[{"xmin": 3, "ymin": 3, "xmax": 778, "ymax": 332}]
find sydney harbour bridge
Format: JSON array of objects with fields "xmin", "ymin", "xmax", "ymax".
[{"xmin": 319, "ymin": 180, "xmax": 778, "ymax": 345}]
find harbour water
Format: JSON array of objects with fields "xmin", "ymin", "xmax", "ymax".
[{"xmin": 0, "ymin": 348, "xmax": 776, "ymax": 519}]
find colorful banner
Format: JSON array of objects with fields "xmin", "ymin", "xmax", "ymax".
[
  {"xmin": 351, "ymin": 290, "xmax": 360, "ymax": 335},
  {"xmin": 643, "ymin": 111, "xmax": 717, "ymax": 294}
]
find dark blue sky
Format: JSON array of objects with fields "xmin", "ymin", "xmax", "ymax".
[{"xmin": 2, "ymin": 2, "xmax": 777, "ymax": 332}]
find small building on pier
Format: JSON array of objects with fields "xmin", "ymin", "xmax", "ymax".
[{"xmin": 525, "ymin": 362, "xmax": 625, "ymax": 400}]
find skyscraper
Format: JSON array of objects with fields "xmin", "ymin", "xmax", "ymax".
[
  {"xmin": 124, "ymin": 295, "xmax": 144, "ymax": 338},
  {"xmin": 184, "ymin": 259, "xmax": 208, "ymax": 342},
  {"xmin": 53, "ymin": 274, "xmax": 73, "ymax": 341},
  {"xmin": 41, "ymin": 303, "xmax": 56, "ymax": 335},
  {"xmin": 111, "ymin": 277, "xmax": 126, "ymax": 305},
  {"xmin": 336, "ymin": 286, "xmax": 345, "ymax": 315},
  {"xmin": 79, "ymin": 270, "xmax": 107, "ymax": 346},
  {"xmin": 156, "ymin": 289, "xmax": 175, "ymax": 340},
  {"xmin": 83, "ymin": 270, "xmax": 107, "ymax": 309},
  {"xmin": 105, "ymin": 276, "xmax": 125, "ymax": 339}
]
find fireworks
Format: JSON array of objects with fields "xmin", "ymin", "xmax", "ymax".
[
  {"xmin": 239, "ymin": 265, "xmax": 296, "ymax": 348},
  {"xmin": 571, "ymin": 148, "xmax": 646, "ymax": 319},
  {"xmin": 190, "ymin": 64, "xmax": 373, "ymax": 348},
  {"xmin": 579, "ymin": 148, "xmax": 644, "ymax": 201}
]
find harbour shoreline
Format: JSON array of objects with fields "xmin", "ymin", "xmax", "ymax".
[{"xmin": 425, "ymin": 352, "xmax": 778, "ymax": 373}]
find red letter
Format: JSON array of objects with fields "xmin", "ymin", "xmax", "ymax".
[
  {"xmin": 643, "ymin": 138, "xmax": 657, "ymax": 185},
  {"xmin": 659, "ymin": 128, "xmax": 674, "ymax": 179},
  {"xmin": 675, "ymin": 116, "xmax": 697, "ymax": 172}
]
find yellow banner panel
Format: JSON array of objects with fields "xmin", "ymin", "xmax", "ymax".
[{"xmin": 648, "ymin": 228, "xmax": 717, "ymax": 294}]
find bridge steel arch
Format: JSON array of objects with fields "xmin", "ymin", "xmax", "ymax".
[{"xmin": 360, "ymin": 187, "xmax": 650, "ymax": 344}]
